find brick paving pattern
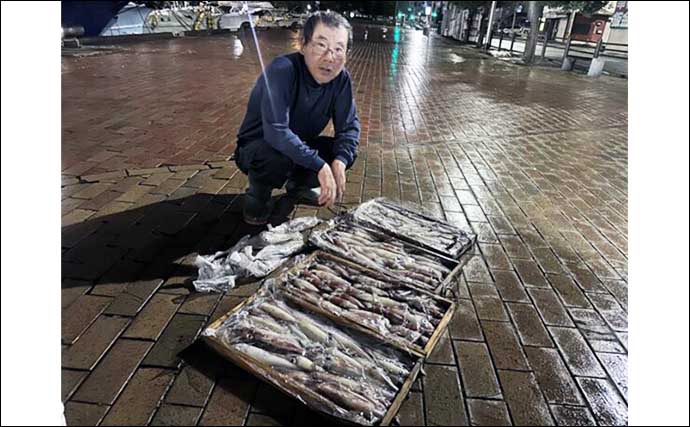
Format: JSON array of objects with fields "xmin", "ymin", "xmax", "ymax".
[{"xmin": 62, "ymin": 26, "xmax": 627, "ymax": 426}]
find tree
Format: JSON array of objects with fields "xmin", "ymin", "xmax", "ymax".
[
  {"xmin": 548, "ymin": 1, "xmax": 609, "ymax": 16},
  {"xmin": 522, "ymin": 1, "xmax": 544, "ymax": 64}
]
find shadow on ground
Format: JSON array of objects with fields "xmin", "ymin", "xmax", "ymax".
[{"xmin": 62, "ymin": 192, "xmax": 300, "ymax": 293}]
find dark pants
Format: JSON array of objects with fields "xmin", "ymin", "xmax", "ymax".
[{"xmin": 235, "ymin": 136, "xmax": 353, "ymax": 190}]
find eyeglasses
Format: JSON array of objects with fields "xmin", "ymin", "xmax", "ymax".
[{"xmin": 311, "ymin": 41, "xmax": 347, "ymax": 59}]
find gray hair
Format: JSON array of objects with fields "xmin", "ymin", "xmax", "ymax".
[{"xmin": 302, "ymin": 11, "xmax": 353, "ymax": 51}]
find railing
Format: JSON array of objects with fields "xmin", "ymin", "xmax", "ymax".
[{"xmin": 487, "ymin": 30, "xmax": 628, "ymax": 65}]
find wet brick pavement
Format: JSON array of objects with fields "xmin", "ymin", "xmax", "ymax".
[{"xmin": 62, "ymin": 26, "xmax": 627, "ymax": 426}]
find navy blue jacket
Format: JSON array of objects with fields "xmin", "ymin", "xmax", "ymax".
[{"xmin": 237, "ymin": 52, "xmax": 360, "ymax": 172}]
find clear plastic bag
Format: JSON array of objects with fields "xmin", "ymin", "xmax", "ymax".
[{"xmin": 193, "ymin": 217, "xmax": 321, "ymax": 292}]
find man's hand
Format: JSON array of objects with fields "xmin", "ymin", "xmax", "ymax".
[
  {"xmin": 331, "ymin": 159, "xmax": 347, "ymax": 202},
  {"xmin": 317, "ymin": 163, "xmax": 337, "ymax": 207}
]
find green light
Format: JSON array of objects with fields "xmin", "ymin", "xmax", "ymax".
[
  {"xmin": 409, "ymin": 14, "xmax": 415, "ymax": 20},
  {"xmin": 432, "ymin": 11, "xmax": 437, "ymax": 18}
]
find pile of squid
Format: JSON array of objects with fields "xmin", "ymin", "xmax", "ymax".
[
  {"xmin": 214, "ymin": 291, "xmax": 415, "ymax": 425},
  {"xmin": 280, "ymin": 255, "xmax": 448, "ymax": 349},
  {"xmin": 351, "ymin": 198, "xmax": 475, "ymax": 258},
  {"xmin": 310, "ymin": 223, "xmax": 454, "ymax": 293}
]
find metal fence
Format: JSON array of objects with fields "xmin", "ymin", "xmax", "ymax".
[{"xmin": 487, "ymin": 30, "xmax": 628, "ymax": 66}]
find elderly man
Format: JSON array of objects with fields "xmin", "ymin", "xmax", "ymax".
[{"xmin": 234, "ymin": 11, "xmax": 360, "ymax": 225}]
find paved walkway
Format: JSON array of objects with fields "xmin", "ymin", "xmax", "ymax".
[{"xmin": 62, "ymin": 26, "xmax": 628, "ymax": 426}]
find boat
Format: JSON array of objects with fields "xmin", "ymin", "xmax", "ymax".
[{"xmin": 100, "ymin": 2, "xmax": 221, "ymax": 36}]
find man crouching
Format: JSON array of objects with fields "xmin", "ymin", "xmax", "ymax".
[{"xmin": 234, "ymin": 11, "xmax": 360, "ymax": 225}]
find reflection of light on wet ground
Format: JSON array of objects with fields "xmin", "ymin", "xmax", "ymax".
[
  {"xmin": 406, "ymin": 29, "xmax": 428, "ymax": 66},
  {"xmin": 400, "ymin": 30, "xmax": 431, "ymax": 112},
  {"xmin": 230, "ymin": 36, "xmax": 244, "ymax": 57},
  {"xmin": 389, "ymin": 45, "xmax": 399, "ymax": 78},
  {"xmin": 389, "ymin": 27, "xmax": 401, "ymax": 78},
  {"xmin": 448, "ymin": 53, "xmax": 465, "ymax": 64}
]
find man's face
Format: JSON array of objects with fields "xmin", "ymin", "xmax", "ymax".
[{"xmin": 302, "ymin": 23, "xmax": 349, "ymax": 85}]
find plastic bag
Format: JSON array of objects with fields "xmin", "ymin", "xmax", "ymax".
[{"xmin": 193, "ymin": 217, "xmax": 321, "ymax": 292}]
